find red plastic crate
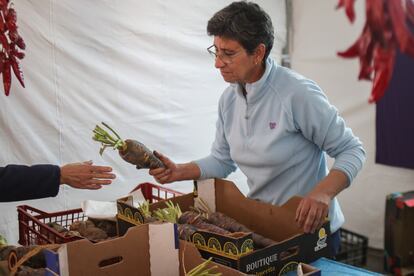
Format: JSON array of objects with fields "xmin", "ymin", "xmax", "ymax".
[{"xmin": 17, "ymin": 182, "xmax": 182, "ymax": 246}]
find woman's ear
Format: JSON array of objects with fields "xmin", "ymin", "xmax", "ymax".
[{"xmin": 255, "ymin": 43, "xmax": 266, "ymax": 63}]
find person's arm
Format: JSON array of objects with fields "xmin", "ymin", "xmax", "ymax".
[
  {"xmin": 291, "ymin": 79, "xmax": 366, "ymax": 233},
  {"xmin": 0, "ymin": 164, "xmax": 61, "ymax": 202},
  {"xmin": 0, "ymin": 161, "xmax": 115, "ymax": 202},
  {"xmin": 296, "ymin": 169, "xmax": 349, "ymax": 233}
]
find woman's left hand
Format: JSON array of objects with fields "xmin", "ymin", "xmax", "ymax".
[{"xmin": 295, "ymin": 191, "xmax": 330, "ymax": 233}]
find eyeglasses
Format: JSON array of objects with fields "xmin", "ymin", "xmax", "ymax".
[{"xmin": 207, "ymin": 45, "xmax": 243, "ymax": 64}]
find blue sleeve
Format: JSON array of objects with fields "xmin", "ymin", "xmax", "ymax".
[
  {"xmin": 291, "ymin": 80, "xmax": 366, "ymax": 184},
  {"xmin": 194, "ymin": 95, "xmax": 237, "ymax": 179},
  {"xmin": 0, "ymin": 164, "xmax": 61, "ymax": 202}
]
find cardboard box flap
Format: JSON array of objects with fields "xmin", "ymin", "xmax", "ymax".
[
  {"xmin": 59, "ymin": 225, "xmax": 151, "ymax": 276},
  {"xmin": 149, "ymin": 223, "xmax": 180, "ymax": 276},
  {"xmin": 210, "ymin": 178, "xmax": 303, "ymax": 242}
]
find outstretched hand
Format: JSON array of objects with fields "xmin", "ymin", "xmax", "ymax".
[{"xmin": 60, "ymin": 161, "xmax": 116, "ymax": 190}]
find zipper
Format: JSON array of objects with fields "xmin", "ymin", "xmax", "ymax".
[{"xmin": 244, "ymin": 97, "xmax": 250, "ymax": 137}]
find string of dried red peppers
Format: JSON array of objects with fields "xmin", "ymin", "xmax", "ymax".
[
  {"xmin": 336, "ymin": 0, "xmax": 414, "ymax": 103},
  {"xmin": 0, "ymin": 0, "xmax": 25, "ymax": 96}
]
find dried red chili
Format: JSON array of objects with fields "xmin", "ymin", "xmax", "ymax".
[
  {"xmin": 10, "ymin": 56, "xmax": 23, "ymax": 87},
  {"xmin": 337, "ymin": 0, "xmax": 414, "ymax": 103},
  {"xmin": 2, "ymin": 59, "xmax": 11, "ymax": 96},
  {"xmin": 15, "ymin": 35, "xmax": 25, "ymax": 50},
  {"xmin": 388, "ymin": 0, "xmax": 414, "ymax": 56},
  {"xmin": 0, "ymin": 0, "xmax": 26, "ymax": 96},
  {"xmin": 336, "ymin": 0, "xmax": 356, "ymax": 23},
  {"xmin": 0, "ymin": 32, "xmax": 9, "ymax": 52},
  {"xmin": 369, "ymin": 47, "xmax": 396, "ymax": 103}
]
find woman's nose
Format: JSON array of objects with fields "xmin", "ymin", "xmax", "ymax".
[{"xmin": 215, "ymin": 56, "xmax": 226, "ymax": 68}]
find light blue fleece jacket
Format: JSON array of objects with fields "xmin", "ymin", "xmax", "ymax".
[{"xmin": 195, "ymin": 58, "xmax": 366, "ymax": 233}]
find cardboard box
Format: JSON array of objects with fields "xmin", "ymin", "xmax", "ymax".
[
  {"xmin": 384, "ymin": 191, "xmax": 414, "ymax": 275},
  {"xmin": 44, "ymin": 223, "xmax": 247, "ymax": 276},
  {"xmin": 116, "ymin": 195, "xmax": 147, "ymax": 236},
  {"xmin": 0, "ymin": 261, "xmax": 9, "ymax": 275},
  {"xmin": 150, "ymin": 178, "xmax": 331, "ymax": 275},
  {"xmin": 45, "ymin": 223, "xmax": 175, "ymax": 276}
]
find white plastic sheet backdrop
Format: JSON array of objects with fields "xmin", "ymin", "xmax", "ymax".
[
  {"xmin": 0, "ymin": 1, "xmax": 286, "ymax": 244},
  {"xmin": 291, "ymin": 0, "xmax": 414, "ymax": 248}
]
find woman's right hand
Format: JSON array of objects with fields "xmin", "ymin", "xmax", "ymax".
[
  {"xmin": 149, "ymin": 151, "xmax": 178, "ymax": 184},
  {"xmin": 149, "ymin": 151, "xmax": 202, "ymax": 184}
]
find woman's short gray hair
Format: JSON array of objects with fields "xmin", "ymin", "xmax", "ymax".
[{"xmin": 207, "ymin": 1, "xmax": 274, "ymax": 60}]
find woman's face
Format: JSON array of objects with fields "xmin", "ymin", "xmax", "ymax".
[{"xmin": 212, "ymin": 36, "xmax": 263, "ymax": 84}]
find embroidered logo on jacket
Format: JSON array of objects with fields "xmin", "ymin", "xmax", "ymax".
[{"xmin": 269, "ymin": 122, "xmax": 277, "ymax": 129}]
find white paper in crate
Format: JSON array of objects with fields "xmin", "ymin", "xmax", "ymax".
[{"xmin": 81, "ymin": 188, "xmax": 147, "ymax": 220}]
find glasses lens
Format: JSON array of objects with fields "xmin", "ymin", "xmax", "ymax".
[
  {"xmin": 207, "ymin": 45, "xmax": 232, "ymax": 64},
  {"xmin": 207, "ymin": 45, "xmax": 216, "ymax": 58}
]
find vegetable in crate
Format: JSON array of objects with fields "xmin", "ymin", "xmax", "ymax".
[
  {"xmin": 88, "ymin": 218, "xmax": 117, "ymax": 237},
  {"xmin": 207, "ymin": 212, "xmax": 276, "ymax": 249},
  {"xmin": 7, "ymin": 246, "xmax": 46, "ymax": 269},
  {"xmin": 0, "ymin": 234, "xmax": 6, "ymax": 248},
  {"xmin": 179, "ymin": 210, "xmax": 274, "ymax": 248},
  {"xmin": 152, "ymin": 200, "xmax": 183, "ymax": 223},
  {"xmin": 177, "ymin": 224, "xmax": 199, "ymax": 241},
  {"xmin": 185, "ymin": 257, "xmax": 221, "ymax": 276},
  {"xmin": 92, "ymin": 122, "xmax": 165, "ymax": 169},
  {"xmin": 0, "ymin": 245, "xmax": 14, "ymax": 261},
  {"xmin": 178, "ymin": 211, "xmax": 232, "ymax": 236},
  {"xmin": 13, "ymin": 266, "xmax": 46, "ymax": 276},
  {"xmin": 69, "ymin": 220, "xmax": 108, "ymax": 242},
  {"xmin": 194, "ymin": 198, "xmax": 276, "ymax": 248},
  {"xmin": 5, "ymin": 244, "xmax": 59, "ymax": 276},
  {"xmin": 136, "ymin": 200, "xmax": 158, "ymax": 223}
]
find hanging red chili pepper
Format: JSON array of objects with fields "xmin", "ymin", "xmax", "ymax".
[
  {"xmin": 15, "ymin": 35, "xmax": 25, "ymax": 50},
  {"xmin": 0, "ymin": 0, "xmax": 26, "ymax": 96},
  {"xmin": 0, "ymin": 52, "xmax": 5, "ymax": 73},
  {"xmin": 388, "ymin": 0, "xmax": 414, "ymax": 56},
  {"xmin": 369, "ymin": 47, "xmax": 396, "ymax": 103},
  {"xmin": 0, "ymin": 32, "xmax": 9, "ymax": 52},
  {"xmin": 336, "ymin": 0, "xmax": 414, "ymax": 103},
  {"xmin": 336, "ymin": 0, "xmax": 356, "ymax": 23},
  {"xmin": 10, "ymin": 56, "xmax": 23, "ymax": 87},
  {"xmin": 10, "ymin": 44, "xmax": 24, "ymax": 59},
  {"xmin": 2, "ymin": 59, "xmax": 11, "ymax": 96}
]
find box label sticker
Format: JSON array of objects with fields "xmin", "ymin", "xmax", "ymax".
[{"xmin": 314, "ymin": 227, "xmax": 328, "ymax": 252}]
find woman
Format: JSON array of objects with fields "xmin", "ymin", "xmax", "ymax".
[{"xmin": 149, "ymin": 1, "xmax": 365, "ymax": 255}]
